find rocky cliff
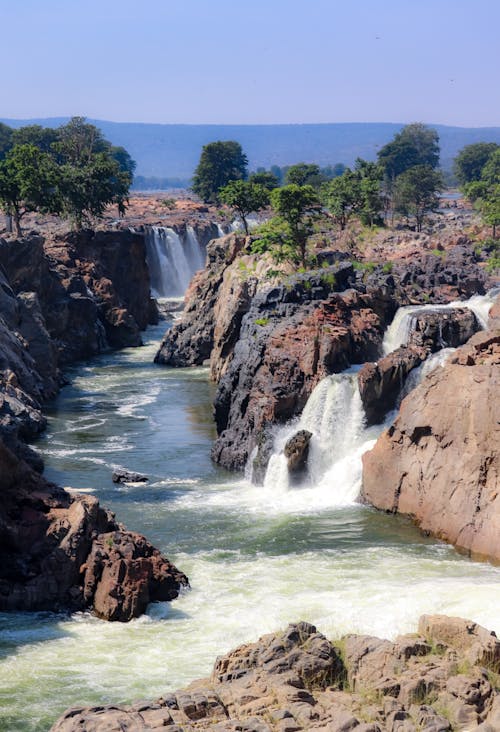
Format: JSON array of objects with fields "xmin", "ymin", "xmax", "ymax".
[
  {"xmin": 361, "ymin": 327, "xmax": 500, "ymax": 563},
  {"xmin": 51, "ymin": 614, "xmax": 500, "ymax": 731},
  {"xmin": 0, "ymin": 228, "xmax": 186, "ymax": 620},
  {"xmin": 0, "ymin": 438, "xmax": 187, "ymax": 619},
  {"xmin": 156, "ymin": 231, "xmax": 490, "ymax": 474}
]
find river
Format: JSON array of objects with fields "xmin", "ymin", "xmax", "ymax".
[{"xmin": 1, "ymin": 319, "xmax": 500, "ymax": 731}]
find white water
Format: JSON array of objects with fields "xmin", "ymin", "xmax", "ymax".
[
  {"xmin": 145, "ymin": 226, "xmax": 206, "ymax": 298},
  {"xmin": 382, "ymin": 288, "xmax": 499, "ymax": 355},
  {"xmin": 399, "ymin": 347, "xmax": 456, "ymax": 402},
  {"xmin": 262, "ymin": 369, "xmax": 390, "ymax": 507}
]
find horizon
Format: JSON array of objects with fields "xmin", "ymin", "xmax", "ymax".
[{"xmin": 1, "ymin": 0, "xmax": 499, "ymax": 127}]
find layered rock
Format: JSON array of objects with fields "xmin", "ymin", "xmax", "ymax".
[
  {"xmin": 0, "ymin": 438, "xmax": 188, "ymax": 619},
  {"xmin": 51, "ymin": 614, "xmax": 500, "ymax": 731},
  {"xmin": 358, "ymin": 307, "xmax": 480, "ymax": 425},
  {"xmin": 361, "ymin": 329, "xmax": 500, "ymax": 562}
]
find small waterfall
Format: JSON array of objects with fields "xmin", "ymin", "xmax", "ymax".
[
  {"xmin": 145, "ymin": 226, "xmax": 206, "ymax": 298},
  {"xmin": 399, "ymin": 347, "xmax": 456, "ymax": 402},
  {"xmin": 263, "ymin": 369, "xmax": 383, "ymax": 505},
  {"xmin": 382, "ymin": 289, "xmax": 499, "ymax": 355}
]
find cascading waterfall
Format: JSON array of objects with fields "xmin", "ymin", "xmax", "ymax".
[
  {"xmin": 263, "ymin": 368, "xmax": 384, "ymax": 504},
  {"xmin": 145, "ymin": 226, "xmax": 206, "ymax": 298},
  {"xmin": 382, "ymin": 288, "xmax": 499, "ymax": 355}
]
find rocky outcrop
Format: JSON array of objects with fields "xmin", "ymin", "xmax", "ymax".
[
  {"xmin": 212, "ymin": 284, "xmax": 397, "ymax": 471},
  {"xmin": 361, "ymin": 329, "xmax": 500, "ymax": 562},
  {"xmin": 0, "ymin": 438, "xmax": 188, "ymax": 619},
  {"xmin": 358, "ymin": 307, "xmax": 481, "ymax": 425},
  {"xmin": 51, "ymin": 614, "xmax": 500, "ymax": 731},
  {"xmin": 284, "ymin": 429, "xmax": 313, "ymax": 483}
]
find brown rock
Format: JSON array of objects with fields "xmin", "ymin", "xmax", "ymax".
[{"xmin": 361, "ymin": 330, "xmax": 500, "ymax": 563}]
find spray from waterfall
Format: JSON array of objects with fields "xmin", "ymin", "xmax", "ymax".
[
  {"xmin": 382, "ymin": 289, "xmax": 499, "ymax": 355},
  {"xmin": 145, "ymin": 226, "xmax": 207, "ymax": 298}
]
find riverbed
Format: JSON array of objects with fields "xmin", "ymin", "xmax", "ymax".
[{"xmin": 1, "ymin": 320, "xmax": 500, "ymax": 732}]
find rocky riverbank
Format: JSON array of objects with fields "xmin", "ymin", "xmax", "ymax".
[
  {"xmin": 0, "ymin": 227, "xmax": 188, "ymax": 619},
  {"xmin": 51, "ymin": 613, "xmax": 500, "ymax": 731},
  {"xmin": 156, "ymin": 227, "xmax": 493, "ymax": 474}
]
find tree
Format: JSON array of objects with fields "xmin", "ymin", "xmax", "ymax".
[
  {"xmin": 219, "ymin": 180, "xmax": 269, "ymax": 235},
  {"xmin": 321, "ymin": 170, "xmax": 362, "ymax": 229},
  {"xmin": 252, "ymin": 184, "xmax": 319, "ymax": 268},
  {"xmin": 0, "ymin": 123, "xmax": 13, "ymax": 160},
  {"xmin": 378, "ymin": 123, "xmax": 440, "ymax": 179},
  {"xmin": 354, "ymin": 159, "xmax": 385, "ymax": 226},
  {"xmin": 463, "ymin": 149, "xmax": 500, "ymax": 237},
  {"xmin": 11, "ymin": 125, "xmax": 59, "ymax": 154},
  {"xmin": 285, "ymin": 163, "xmax": 325, "ymax": 188},
  {"xmin": 248, "ymin": 170, "xmax": 280, "ymax": 190},
  {"xmin": 54, "ymin": 117, "xmax": 134, "ymax": 226},
  {"xmin": 393, "ymin": 164, "xmax": 443, "ymax": 232},
  {"xmin": 0, "ymin": 144, "xmax": 60, "ymax": 236},
  {"xmin": 192, "ymin": 141, "xmax": 248, "ymax": 203},
  {"xmin": 454, "ymin": 142, "xmax": 499, "ymax": 186}
]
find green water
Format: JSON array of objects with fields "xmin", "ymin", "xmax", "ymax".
[{"xmin": 1, "ymin": 321, "xmax": 499, "ymax": 732}]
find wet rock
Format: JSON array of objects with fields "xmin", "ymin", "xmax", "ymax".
[
  {"xmin": 284, "ymin": 430, "xmax": 312, "ymax": 481},
  {"xmin": 0, "ymin": 439, "xmax": 187, "ymax": 619},
  {"xmin": 112, "ymin": 469, "xmax": 149, "ymax": 484},
  {"xmin": 362, "ymin": 329, "xmax": 500, "ymax": 562},
  {"xmin": 51, "ymin": 616, "xmax": 500, "ymax": 732}
]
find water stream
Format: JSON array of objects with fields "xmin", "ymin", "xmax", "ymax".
[{"xmin": 1, "ymin": 315, "xmax": 499, "ymax": 731}]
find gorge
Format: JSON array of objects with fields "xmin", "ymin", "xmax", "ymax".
[{"xmin": 0, "ymin": 212, "xmax": 499, "ymax": 731}]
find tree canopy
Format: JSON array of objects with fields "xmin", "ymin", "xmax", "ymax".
[
  {"xmin": 0, "ymin": 117, "xmax": 135, "ymax": 233},
  {"xmin": 377, "ymin": 123, "xmax": 440, "ymax": 180},
  {"xmin": 454, "ymin": 142, "xmax": 499, "ymax": 186},
  {"xmin": 393, "ymin": 164, "xmax": 443, "ymax": 232},
  {"xmin": 219, "ymin": 180, "xmax": 269, "ymax": 235},
  {"xmin": 463, "ymin": 148, "xmax": 500, "ymax": 237},
  {"xmin": 285, "ymin": 163, "xmax": 325, "ymax": 188},
  {"xmin": 192, "ymin": 141, "xmax": 248, "ymax": 203}
]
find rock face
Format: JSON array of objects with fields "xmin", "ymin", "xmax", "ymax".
[
  {"xmin": 361, "ymin": 329, "xmax": 500, "ymax": 562},
  {"xmin": 51, "ymin": 614, "xmax": 500, "ymax": 731},
  {"xmin": 358, "ymin": 307, "xmax": 481, "ymax": 425},
  {"xmin": 0, "ymin": 438, "xmax": 188, "ymax": 619}
]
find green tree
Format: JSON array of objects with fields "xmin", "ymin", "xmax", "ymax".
[
  {"xmin": 378, "ymin": 123, "xmax": 440, "ymax": 179},
  {"xmin": 248, "ymin": 170, "xmax": 280, "ymax": 190},
  {"xmin": 219, "ymin": 180, "xmax": 269, "ymax": 235},
  {"xmin": 192, "ymin": 140, "xmax": 248, "ymax": 203},
  {"xmin": 0, "ymin": 123, "xmax": 13, "ymax": 160},
  {"xmin": 252, "ymin": 184, "xmax": 319, "ymax": 268},
  {"xmin": 54, "ymin": 117, "xmax": 133, "ymax": 226},
  {"xmin": 0, "ymin": 144, "xmax": 60, "ymax": 236},
  {"xmin": 321, "ymin": 170, "xmax": 362, "ymax": 229},
  {"xmin": 354, "ymin": 159, "xmax": 385, "ymax": 226},
  {"xmin": 464, "ymin": 149, "xmax": 500, "ymax": 237},
  {"xmin": 285, "ymin": 163, "xmax": 325, "ymax": 188},
  {"xmin": 454, "ymin": 142, "xmax": 499, "ymax": 186},
  {"xmin": 11, "ymin": 125, "xmax": 59, "ymax": 154},
  {"xmin": 393, "ymin": 164, "xmax": 443, "ymax": 232}
]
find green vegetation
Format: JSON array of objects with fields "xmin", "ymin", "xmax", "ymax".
[
  {"xmin": 454, "ymin": 142, "xmax": 499, "ymax": 185},
  {"xmin": 0, "ymin": 117, "xmax": 134, "ymax": 234},
  {"xmin": 252, "ymin": 184, "xmax": 320, "ymax": 268},
  {"xmin": 254, "ymin": 317, "xmax": 269, "ymax": 326},
  {"xmin": 377, "ymin": 122, "xmax": 440, "ymax": 180},
  {"xmin": 393, "ymin": 165, "xmax": 443, "ymax": 232},
  {"xmin": 219, "ymin": 180, "xmax": 269, "ymax": 235},
  {"xmin": 192, "ymin": 140, "xmax": 247, "ymax": 203},
  {"xmin": 461, "ymin": 148, "xmax": 500, "ymax": 237}
]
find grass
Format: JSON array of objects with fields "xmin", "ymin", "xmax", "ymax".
[{"xmin": 254, "ymin": 317, "xmax": 269, "ymax": 327}]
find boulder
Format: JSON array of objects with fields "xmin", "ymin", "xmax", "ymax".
[
  {"xmin": 283, "ymin": 430, "xmax": 312, "ymax": 482},
  {"xmin": 361, "ymin": 330, "xmax": 500, "ymax": 562},
  {"xmin": 112, "ymin": 469, "xmax": 148, "ymax": 484}
]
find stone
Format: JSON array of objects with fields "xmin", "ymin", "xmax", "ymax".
[
  {"xmin": 284, "ymin": 430, "xmax": 313, "ymax": 482},
  {"xmin": 112, "ymin": 469, "xmax": 149, "ymax": 484}
]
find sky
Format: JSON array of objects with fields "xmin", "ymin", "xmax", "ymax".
[{"xmin": 1, "ymin": 0, "xmax": 499, "ymax": 127}]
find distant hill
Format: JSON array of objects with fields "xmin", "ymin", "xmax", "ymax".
[{"xmin": 3, "ymin": 118, "xmax": 500, "ymax": 182}]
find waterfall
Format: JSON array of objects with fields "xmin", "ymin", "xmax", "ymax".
[
  {"xmin": 145, "ymin": 226, "xmax": 206, "ymax": 298},
  {"xmin": 399, "ymin": 347, "xmax": 456, "ymax": 402},
  {"xmin": 262, "ymin": 368, "xmax": 384, "ymax": 505},
  {"xmin": 382, "ymin": 288, "xmax": 499, "ymax": 355}
]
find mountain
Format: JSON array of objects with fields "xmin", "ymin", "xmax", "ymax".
[{"xmin": 2, "ymin": 117, "xmax": 500, "ymax": 180}]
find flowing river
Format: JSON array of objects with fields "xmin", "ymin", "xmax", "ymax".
[{"xmin": 1, "ymin": 319, "xmax": 500, "ymax": 732}]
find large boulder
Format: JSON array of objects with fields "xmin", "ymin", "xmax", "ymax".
[
  {"xmin": 51, "ymin": 616, "xmax": 500, "ymax": 731},
  {"xmin": 0, "ymin": 439, "xmax": 188, "ymax": 619},
  {"xmin": 284, "ymin": 429, "xmax": 313, "ymax": 482},
  {"xmin": 361, "ymin": 330, "xmax": 500, "ymax": 562}
]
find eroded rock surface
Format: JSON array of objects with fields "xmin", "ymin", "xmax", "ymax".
[
  {"xmin": 0, "ymin": 439, "xmax": 188, "ymax": 619},
  {"xmin": 51, "ymin": 615, "xmax": 500, "ymax": 731},
  {"xmin": 361, "ymin": 329, "xmax": 500, "ymax": 562}
]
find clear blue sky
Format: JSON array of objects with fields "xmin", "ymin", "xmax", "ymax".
[{"xmin": 1, "ymin": 0, "xmax": 499, "ymax": 126}]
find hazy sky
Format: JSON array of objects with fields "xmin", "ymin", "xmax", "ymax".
[{"xmin": 1, "ymin": 0, "xmax": 499, "ymax": 126}]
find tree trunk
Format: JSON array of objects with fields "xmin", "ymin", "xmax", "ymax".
[
  {"xmin": 13, "ymin": 211, "xmax": 22, "ymax": 238},
  {"xmin": 4, "ymin": 214, "xmax": 12, "ymax": 233}
]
